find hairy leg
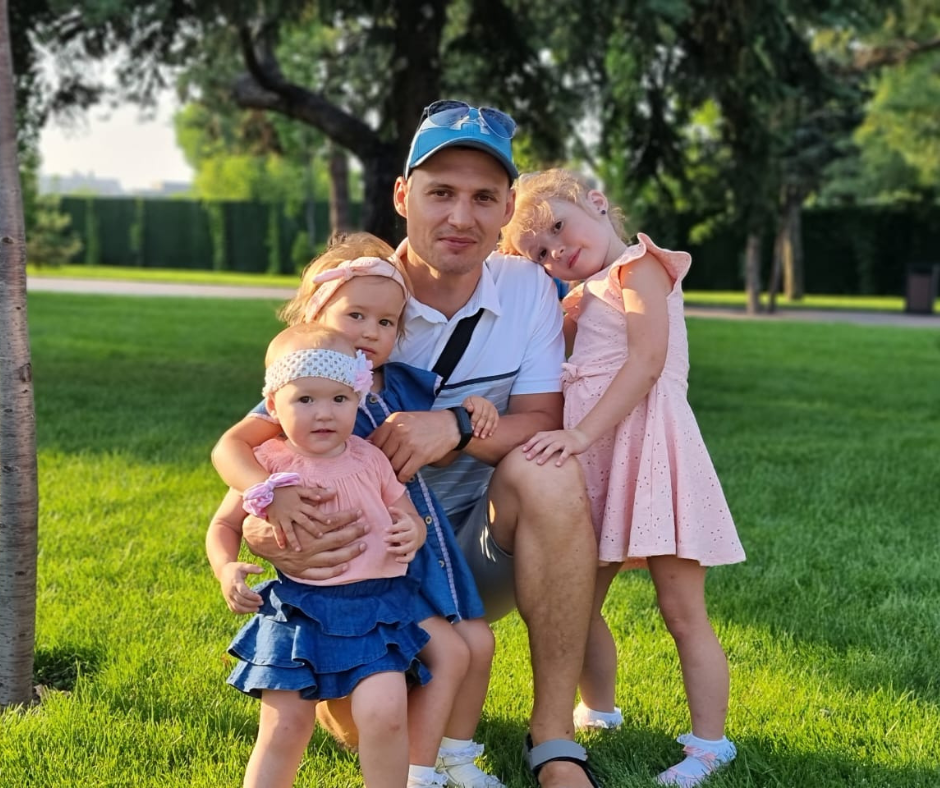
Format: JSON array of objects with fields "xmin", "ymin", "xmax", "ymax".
[
  {"xmin": 409, "ymin": 616, "xmax": 470, "ymax": 765},
  {"xmin": 488, "ymin": 449, "xmax": 596, "ymax": 788},
  {"xmin": 578, "ymin": 563, "xmax": 623, "ymax": 712},
  {"xmin": 352, "ymin": 672, "xmax": 410, "ymax": 788},
  {"xmin": 648, "ymin": 555, "xmax": 729, "ymax": 740},
  {"xmin": 244, "ymin": 690, "xmax": 317, "ymax": 788},
  {"xmin": 316, "ymin": 696, "xmax": 358, "ymax": 751},
  {"xmin": 446, "ymin": 618, "xmax": 496, "ymax": 739}
]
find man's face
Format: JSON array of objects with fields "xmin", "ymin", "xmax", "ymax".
[{"xmin": 394, "ymin": 147, "xmax": 515, "ymax": 278}]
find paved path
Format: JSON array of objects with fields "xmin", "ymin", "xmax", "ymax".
[{"xmin": 27, "ymin": 276, "xmax": 940, "ymax": 329}]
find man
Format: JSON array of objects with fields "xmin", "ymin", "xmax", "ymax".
[{"xmin": 232, "ymin": 102, "xmax": 600, "ymax": 788}]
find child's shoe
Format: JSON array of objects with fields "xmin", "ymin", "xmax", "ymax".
[
  {"xmin": 436, "ymin": 741, "xmax": 505, "ymax": 788},
  {"xmin": 656, "ymin": 733, "xmax": 736, "ymax": 787},
  {"xmin": 573, "ymin": 700, "xmax": 624, "ymax": 731}
]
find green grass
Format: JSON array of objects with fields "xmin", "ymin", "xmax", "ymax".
[{"xmin": 2, "ymin": 293, "xmax": 939, "ymax": 786}]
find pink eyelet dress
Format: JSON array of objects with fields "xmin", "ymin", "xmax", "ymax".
[{"xmin": 561, "ymin": 233, "xmax": 745, "ymax": 568}]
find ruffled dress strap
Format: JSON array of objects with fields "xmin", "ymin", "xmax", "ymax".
[{"xmin": 604, "ymin": 232, "xmax": 692, "ymax": 296}]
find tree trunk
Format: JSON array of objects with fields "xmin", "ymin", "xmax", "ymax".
[
  {"xmin": 783, "ymin": 198, "xmax": 804, "ymax": 300},
  {"xmin": 744, "ymin": 231, "xmax": 762, "ymax": 315},
  {"xmin": 328, "ymin": 144, "xmax": 350, "ymax": 237},
  {"xmin": 0, "ymin": 0, "xmax": 39, "ymax": 709}
]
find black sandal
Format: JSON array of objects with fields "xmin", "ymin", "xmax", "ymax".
[{"xmin": 523, "ymin": 734, "xmax": 602, "ymax": 787}]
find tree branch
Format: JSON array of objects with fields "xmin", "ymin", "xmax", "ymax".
[
  {"xmin": 233, "ymin": 23, "xmax": 386, "ymax": 161},
  {"xmin": 842, "ymin": 37, "xmax": 940, "ymax": 74}
]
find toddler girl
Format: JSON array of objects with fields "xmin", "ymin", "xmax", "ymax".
[
  {"xmin": 212, "ymin": 233, "xmax": 503, "ymax": 788},
  {"xmin": 207, "ymin": 325, "xmax": 452, "ymax": 787},
  {"xmin": 500, "ymin": 169, "xmax": 746, "ymax": 787}
]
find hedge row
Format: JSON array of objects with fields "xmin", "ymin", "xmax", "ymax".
[
  {"xmin": 60, "ymin": 197, "xmax": 361, "ymax": 275},
  {"xmin": 61, "ymin": 197, "xmax": 940, "ymax": 294}
]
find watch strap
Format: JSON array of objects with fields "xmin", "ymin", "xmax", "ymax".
[{"xmin": 448, "ymin": 406, "xmax": 474, "ymax": 451}]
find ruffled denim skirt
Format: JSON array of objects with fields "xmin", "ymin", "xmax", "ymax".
[{"xmin": 227, "ymin": 573, "xmax": 434, "ymax": 700}]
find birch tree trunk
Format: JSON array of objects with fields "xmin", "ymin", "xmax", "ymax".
[{"xmin": 0, "ymin": 0, "xmax": 39, "ymax": 709}]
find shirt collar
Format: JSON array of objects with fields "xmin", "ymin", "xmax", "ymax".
[{"xmin": 396, "ymin": 238, "xmax": 503, "ymax": 325}]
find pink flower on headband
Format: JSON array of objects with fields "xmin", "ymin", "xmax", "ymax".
[{"xmin": 304, "ymin": 256, "xmax": 408, "ymax": 323}]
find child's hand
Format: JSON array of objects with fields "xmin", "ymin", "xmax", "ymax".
[
  {"xmin": 385, "ymin": 506, "xmax": 424, "ymax": 564},
  {"xmin": 463, "ymin": 395, "xmax": 499, "ymax": 439},
  {"xmin": 522, "ymin": 428, "xmax": 591, "ymax": 466},
  {"xmin": 218, "ymin": 561, "xmax": 264, "ymax": 614},
  {"xmin": 266, "ymin": 486, "xmax": 322, "ymax": 550}
]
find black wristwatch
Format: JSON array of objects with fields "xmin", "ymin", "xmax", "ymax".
[{"xmin": 448, "ymin": 406, "xmax": 474, "ymax": 451}]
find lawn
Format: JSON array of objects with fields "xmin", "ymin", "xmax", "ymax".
[{"xmin": 1, "ymin": 292, "xmax": 938, "ymax": 786}]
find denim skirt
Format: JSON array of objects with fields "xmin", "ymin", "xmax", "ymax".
[{"xmin": 227, "ymin": 573, "xmax": 434, "ymax": 700}]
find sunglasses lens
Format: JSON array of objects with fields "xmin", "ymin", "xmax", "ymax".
[
  {"xmin": 480, "ymin": 108, "xmax": 516, "ymax": 139},
  {"xmin": 425, "ymin": 100, "xmax": 470, "ymax": 126}
]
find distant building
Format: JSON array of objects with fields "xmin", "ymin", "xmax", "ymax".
[
  {"xmin": 39, "ymin": 173, "xmax": 193, "ymax": 198},
  {"xmin": 132, "ymin": 181, "xmax": 193, "ymax": 197},
  {"xmin": 40, "ymin": 171, "xmax": 124, "ymax": 196}
]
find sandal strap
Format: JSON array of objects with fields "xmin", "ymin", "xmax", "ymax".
[{"xmin": 523, "ymin": 735, "xmax": 601, "ymax": 787}]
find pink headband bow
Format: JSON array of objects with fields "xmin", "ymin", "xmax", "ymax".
[{"xmin": 304, "ymin": 256, "xmax": 408, "ymax": 323}]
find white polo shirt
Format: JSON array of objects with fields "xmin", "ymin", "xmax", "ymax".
[{"xmin": 391, "ymin": 241, "xmax": 565, "ymax": 525}]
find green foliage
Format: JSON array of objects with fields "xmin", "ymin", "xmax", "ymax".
[{"xmin": 25, "ymin": 194, "xmax": 83, "ymax": 267}]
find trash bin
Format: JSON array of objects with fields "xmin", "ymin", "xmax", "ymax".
[{"xmin": 905, "ymin": 262, "xmax": 940, "ymax": 315}]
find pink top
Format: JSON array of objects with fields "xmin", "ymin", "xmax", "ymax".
[{"xmin": 253, "ymin": 435, "xmax": 408, "ymax": 585}]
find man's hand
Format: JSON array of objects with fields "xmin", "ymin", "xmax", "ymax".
[
  {"xmin": 265, "ymin": 485, "xmax": 345, "ymax": 549},
  {"xmin": 218, "ymin": 561, "xmax": 264, "ymax": 614},
  {"xmin": 370, "ymin": 410, "xmax": 460, "ymax": 482},
  {"xmin": 242, "ymin": 508, "xmax": 368, "ymax": 581},
  {"xmin": 522, "ymin": 427, "xmax": 592, "ymax": 466}
]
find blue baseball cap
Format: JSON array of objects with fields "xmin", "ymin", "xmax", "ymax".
[{"xmin": 404, "ymin": 102, "xmax": 519, "ymax": 181}]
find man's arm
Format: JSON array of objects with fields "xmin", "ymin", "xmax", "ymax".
[
  {"xmin": 242, "ymin": 512, "xmax": 369, "ymax": 582},
  {"xmin": 369, "ymin": 390, "xmax": 561, "ymax": 480}
]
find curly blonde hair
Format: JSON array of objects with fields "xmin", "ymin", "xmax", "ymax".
[
  {"xmin": 279, "ymin": 232, "xmax": 412, "ymax": 328},
  {"xmin": 499, "ymin": 169, "xmax": 628, "ymax": 259}
]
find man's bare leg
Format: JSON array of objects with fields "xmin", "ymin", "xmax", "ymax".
[
  {"xmin": 487, "ymin": 449, "xmax": 597, "ymax": 788},
  {"xmin": 316, "ymin": 698, "xmax": 358, "ymax": 751}
]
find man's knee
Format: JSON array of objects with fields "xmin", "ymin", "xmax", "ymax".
[{"xmin": 496, "ymin": 447, "xmax": 586, "ymax": 507}]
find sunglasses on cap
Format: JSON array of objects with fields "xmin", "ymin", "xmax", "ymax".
[{"xmin": 422, "ymin": 100, "xmax": 517, "ymax": 140}]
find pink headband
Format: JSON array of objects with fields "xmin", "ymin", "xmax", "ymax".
[{"xmin": 304, "ymin": 256, "xmax": 408, "ymax": 323}]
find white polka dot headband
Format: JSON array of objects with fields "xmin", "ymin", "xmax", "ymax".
[{"xmin": 263, "ymin": 349, "xmax": 373, "ymax": 400}]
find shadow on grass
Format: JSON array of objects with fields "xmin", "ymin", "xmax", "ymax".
[
  {"xmin": 478, "ymin": 717, "xmax": 940, "ymax": 787},
  {"xmin": 33, "ymin": 643, "xmax": 103, "ymax": 691}
]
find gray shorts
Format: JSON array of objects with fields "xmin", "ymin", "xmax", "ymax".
[{"xmin": 452, "ymin": 492, "xmax": 517, "ymax": 623}]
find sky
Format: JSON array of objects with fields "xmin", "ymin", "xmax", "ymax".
[{"xmin": 38, "ymin": 92, "xmax": 194, "ymax": 192}]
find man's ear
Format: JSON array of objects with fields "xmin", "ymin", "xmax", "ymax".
[{"xmin": 393, "ymin": 176, "xmax": 409, "ymax": 219}]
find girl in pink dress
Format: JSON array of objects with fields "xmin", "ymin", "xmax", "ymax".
[{"xmin": 500, "ymin": 169, "xmax": 745, "ymax": 788}]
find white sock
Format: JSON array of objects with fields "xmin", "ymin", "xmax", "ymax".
[
  {"xmin": 407, "ymin": 764, "xmax": 440, "ymax": 786},
  {"xmin": 685, "ymin": 734, "xmax": 729, "ymax": 748},
  {"xmin": 440, "ymin": 736, "xmax": 474, "ymax": 752}
]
